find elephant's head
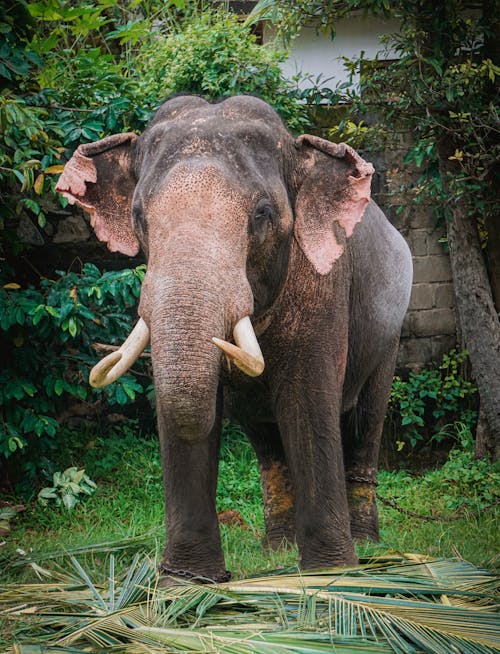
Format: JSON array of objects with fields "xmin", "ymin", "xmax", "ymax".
[{"xmin": 56, "ymin": 95, "xmax": 373, "ymax": 441}]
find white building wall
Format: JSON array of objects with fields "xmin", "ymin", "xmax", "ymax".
[{"xmin": 265, "ymin": 14, "xmax": 400, "ymax": 89}]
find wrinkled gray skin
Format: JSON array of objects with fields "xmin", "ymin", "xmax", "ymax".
[{"xmin": 57, "ymin": 96, "xmax": 412, "ymax": 580}]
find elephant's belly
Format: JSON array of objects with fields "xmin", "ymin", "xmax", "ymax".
[{"xmin": 222, "ymin": 372, "xmax": 275, "ymax": 425}]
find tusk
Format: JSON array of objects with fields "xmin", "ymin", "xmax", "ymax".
[
  {"xmin": 212, "ymin": 316, "xmax": 265, "ymax": 377},
  {"xmin": 89, "ymin": 318, "xmax": 150, "ymax": 388}
]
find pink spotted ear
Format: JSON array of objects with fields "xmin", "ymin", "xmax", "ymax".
[
  {"xmin": 56, "ymin": 133, "xmax": 140, "ymax": 256},
  {"xmin": 294, "ymin": 134, "xmax": 374, "ymax": 275}
]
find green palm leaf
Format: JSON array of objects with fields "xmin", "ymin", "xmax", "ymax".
[{"xmin": 1, "ymin": 555, "xmax": 499, "ymax": 653}]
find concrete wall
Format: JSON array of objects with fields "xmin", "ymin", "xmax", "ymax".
[
  {"xmin": 265, "ymin": 13, "xmax": 399, "ymax": 90},
  {"xmin": 395, "ymin": 210, "xmax": 456, "ymax": 370}
]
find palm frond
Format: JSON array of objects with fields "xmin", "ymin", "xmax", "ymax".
[{"xmin": 1, "ymin": 555, "xmax": 499, "ymax": 654}]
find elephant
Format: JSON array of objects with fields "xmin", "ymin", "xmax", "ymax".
[{"xmin": 56, "ymin": 95, "xmax": 412, "ymax": 582}]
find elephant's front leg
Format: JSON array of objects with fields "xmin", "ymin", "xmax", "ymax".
[
  {"xmin": 157, "ymin": 406, "xmax": 227, "ymax": 583},
  {"xmin": 273, "ymin": 361, "xmax": 358, "ymax": 569}
]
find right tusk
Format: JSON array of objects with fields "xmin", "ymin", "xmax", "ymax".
[
  {"xmin": 212, "ymin": 316, "xmax": 265, "ymax": 377},
  {"xmin": 89, "ymin": 318, "xmax": 150, "ymax": 388}
]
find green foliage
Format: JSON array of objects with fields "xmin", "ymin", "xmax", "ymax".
[
  {"xmin": 0, "ymin": 263, "xmax": 148, "ymax": 472},
  {"xmin": 217, "ymin": 422, "xmax": 262, "ymax": 523},
  {"xmin": 380, "ymin": 424, "xmax": 500, "ymax": 516},
  {"xmin": 433, "ymin": 424, "xmax": 500, "ymax": 511},
  {"xmin": 0, "ymin": 504, "xmax": 24, "ymax": 537},
  {"xmin": 0, "ymin": 1, "xmax": 158, "ymax": 242},
  {"xmin": 0, "ymin": 1, "xmax": 40, "ymax": 86},
  {"xmin": 136, "ymin": 8, "xmax": 309, "ymax": 132},
  {"xmin": 350, "ymin": 13, "xmax": 500, "ymax": 224},
  {"xmin": 38, "ymin": 466, "xmax": 97, "ymax": 509},
  {"xmin": 388, "ymin": 350, "xmax": 477, "ymax": 448}
]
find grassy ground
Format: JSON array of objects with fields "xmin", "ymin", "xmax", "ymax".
[{"xmin": 1, "ymin": 423, "xmax": 499, "ymax": 585}]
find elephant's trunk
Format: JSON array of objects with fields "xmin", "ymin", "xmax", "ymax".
[
  {"xmin": 142, "ymin": 242, "xmax": 256, "ymax": 442},
  {"xmin": 150, "ymin": 305, "xmax": 222, "ymax": 442}
]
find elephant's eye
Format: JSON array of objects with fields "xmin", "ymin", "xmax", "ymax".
[{"xmin": 249, "ymin": 200, "xmax": 276, "ymax": 244}]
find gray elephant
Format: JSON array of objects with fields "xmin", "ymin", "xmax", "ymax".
[{"xmin": 56, "ymin": 95, "xmax": 412, "ymax": 582}]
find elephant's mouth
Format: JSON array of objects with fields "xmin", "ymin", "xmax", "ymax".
[{"xmin": 88, "ymin": 315, "xmax": 265, "ymax": 388}]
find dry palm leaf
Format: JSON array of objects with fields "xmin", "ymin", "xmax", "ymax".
[{"xmin": 1, "ymin": 554, "xmax": 499, "ymax": 653}]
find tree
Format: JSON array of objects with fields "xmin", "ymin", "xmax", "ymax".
[{"xmin": 251, "ymin": 0, "xmax": 500, "ymax": 458}]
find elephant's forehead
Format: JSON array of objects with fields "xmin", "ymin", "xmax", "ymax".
[
  {"xmin": 149, "ymin": 94, "xmax": 285, "ymax": 127},
  {"xmin": 143, "ymin": 113, "xmax": 282, "ymax": 151},
  {"xmin": 145, "ymin": 160, "xmax": 250, "ymax": 216},
  {"xmin": 136, "ymin": 115, "xmax": 286, "ymax": 193}
]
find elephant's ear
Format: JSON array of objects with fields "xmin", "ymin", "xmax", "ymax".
[
  {"xmin": 293, "ymin": 134, "xmax": 374, "ymax": 275},
  {"xmin": 56, "ymin": 133, "xmax": 140, "ymax": 256}
]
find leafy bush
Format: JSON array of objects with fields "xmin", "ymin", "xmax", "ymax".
[
  {"xmin": 0, "ymin": 264, "xmax": 149, "ymax": 477},
  {"xmin": 388, "ymin": 350, "xmax": 477, "ymax": 448},
  {"xmin": 379, "ymin": 423, "xmax": 499, "ymax": 515},
  {"xmin": 38, "ymin": 466, "xmax": 96, "ymax": 510},
  {"xmin": 135, "ymin": 9, "xmax": 309, "ymax": 132}
]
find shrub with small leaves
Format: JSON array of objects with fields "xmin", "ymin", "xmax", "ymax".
[
  {"xmin": 388, "ymin": 350, "xmax": 477, "ymax": 448},
  {"xmin": 38, "ymin": 467, "xmax": 96, "ymax": 510}
]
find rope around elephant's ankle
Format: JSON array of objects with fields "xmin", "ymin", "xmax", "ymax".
[
  {"xmin": 346, "ymin": 474, "xmax": 500, "ymax": 521},
  {"xmin": 375, "ymin": 494, "xmax": 500, "ymax": 522},
  {"xmin": 158, "ymin": 563, "xmax": 231, "ymax": 584}
]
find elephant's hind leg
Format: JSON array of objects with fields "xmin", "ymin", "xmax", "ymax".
[
  {"xmin": 342, "ymin": 339, "xmax": 399, "ymax": 542},
  {"xmin": 246, "ymin": 423, "xmax": 295, "ymax": 549}
]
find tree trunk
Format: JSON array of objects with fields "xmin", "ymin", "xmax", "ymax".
[
  {"xmin": 475, "ymin": 401, "xmax": 499, "ymax": 460},
  {"xmin": 438, "ymin": 143, "xmax": 500, "ymax": 459},
  {"xmin": 482, "ymin": 0, "xmax": 500, "ymax": 311},
  {"xmin": 485, "ymin": 212, "xmax": 500, "ymax": 312}
]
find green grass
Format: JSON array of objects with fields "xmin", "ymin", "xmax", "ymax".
[{"xmin": 1, "ymin": 423, "xmax": 499, "ymax": 587}]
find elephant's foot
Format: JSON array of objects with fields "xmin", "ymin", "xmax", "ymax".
[
  {"xmin": 263, "ymin": 513, "xmax": 296, "ymax": 550},
  {"xmin": 159, "ymin": 531, "xmax": 229, "ymax": 586},
  {"xmin": 346, "ymin": 478, "xmax": 379, "ymax": 542},
  {"xmin": 299, "ymin": 539, "xmax": 359, "ymax": 569},
  {"xmin": 297, "ymin": 520, "xmax": 359, "ymax": 569}
]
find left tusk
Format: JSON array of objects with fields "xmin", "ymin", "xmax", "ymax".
[
  {"xmin": 212, "ymin": 316, "xmax": 265, "ymax": 377},
  {"xmin": 89, "ymin": 318, "xmax": 150, "ymax": 388}
]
